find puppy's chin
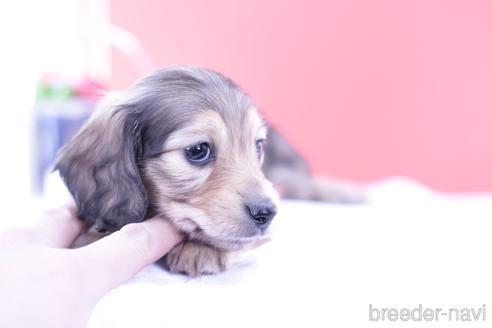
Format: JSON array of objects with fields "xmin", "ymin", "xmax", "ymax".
[{"xmin": 188, "ymin": 228, "xmax": 271, "ymax": 251}]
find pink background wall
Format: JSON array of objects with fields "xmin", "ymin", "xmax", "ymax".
[{"xmin": 110, "ymin": 0, "xmax": 492, "ymax": 192}]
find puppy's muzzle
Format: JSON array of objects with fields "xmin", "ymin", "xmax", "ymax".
[{"xmin": 246, "ymin": 198, "xmax": 277, "ymax": 230}]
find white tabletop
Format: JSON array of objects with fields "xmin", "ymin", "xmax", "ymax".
[{"xmin": 86, "ymin": 178, "xmax": 492, "ymax": 328}]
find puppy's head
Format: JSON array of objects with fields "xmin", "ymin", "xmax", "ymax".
[{"xmin": 55, "ymin": 66, "xmax": 278, "ymax": 250}]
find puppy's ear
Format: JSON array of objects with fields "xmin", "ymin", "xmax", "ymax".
[{"xmin": 54, "ymin": 100, "xmax": 148, "ymax": 232}]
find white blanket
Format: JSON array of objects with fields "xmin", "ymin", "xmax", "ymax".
[{"xmin": 88, "ymin": 178, "xmax": 492, "ymax": 328}]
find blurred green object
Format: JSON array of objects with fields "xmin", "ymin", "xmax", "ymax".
[{"xmin": 36, "ymin": 81, "xmax": 74, "ymax": 101}]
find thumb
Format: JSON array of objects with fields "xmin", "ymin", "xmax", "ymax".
[{"xmin": 77, "ymin": 217, "xmax": 183, "ymax": 294}]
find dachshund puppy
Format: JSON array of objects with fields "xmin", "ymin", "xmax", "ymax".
[
  {"xmin": 55, "ymin": 66, "xmax": 364, "ymax": 276},
  {"xmin": 56, "ymin": 66, "xmax": 279, "ymax": 276}
]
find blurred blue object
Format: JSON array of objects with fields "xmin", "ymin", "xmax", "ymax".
[{"xmin": 31, "ymin": 74, "xmax": 105, "ymax": 194}]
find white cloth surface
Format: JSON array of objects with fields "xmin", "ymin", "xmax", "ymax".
[{"xmin": 88, "ymin": 177, "xmax": 492, "ymax": 328}]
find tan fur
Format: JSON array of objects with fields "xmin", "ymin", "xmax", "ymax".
[
  {"xmin": 142, "ymin": 108, "xmax": 278, "ymax": 275},
  {"xmin": 164, "ymin": 240, "xmax": 231, "ymax": 277}
]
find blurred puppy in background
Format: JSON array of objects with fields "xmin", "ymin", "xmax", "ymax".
[
  {"xmin": 55, "ymin": 66, "xmax": 364, "ymax": 277},
  {"xmin": 264, "ymin": 129, "xmax": 365, "ymax": 203}
]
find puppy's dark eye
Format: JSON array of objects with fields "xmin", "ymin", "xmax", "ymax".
[
  {"xmin": 185, "ymin": 142, "xmax": 213, "ymax": 166},
  {"xmin": 255, "ymin": 139, "xmax": 266, "ymax": 159}
]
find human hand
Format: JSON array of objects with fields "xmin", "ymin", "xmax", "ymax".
[{"xmin": 0, "ymin": 204, "xmax": 182, "ymax": 328}]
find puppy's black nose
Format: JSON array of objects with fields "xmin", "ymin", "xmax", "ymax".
[{"xmin": 246, "ymin": 199, "xmax": 277, "ymax": 229}]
